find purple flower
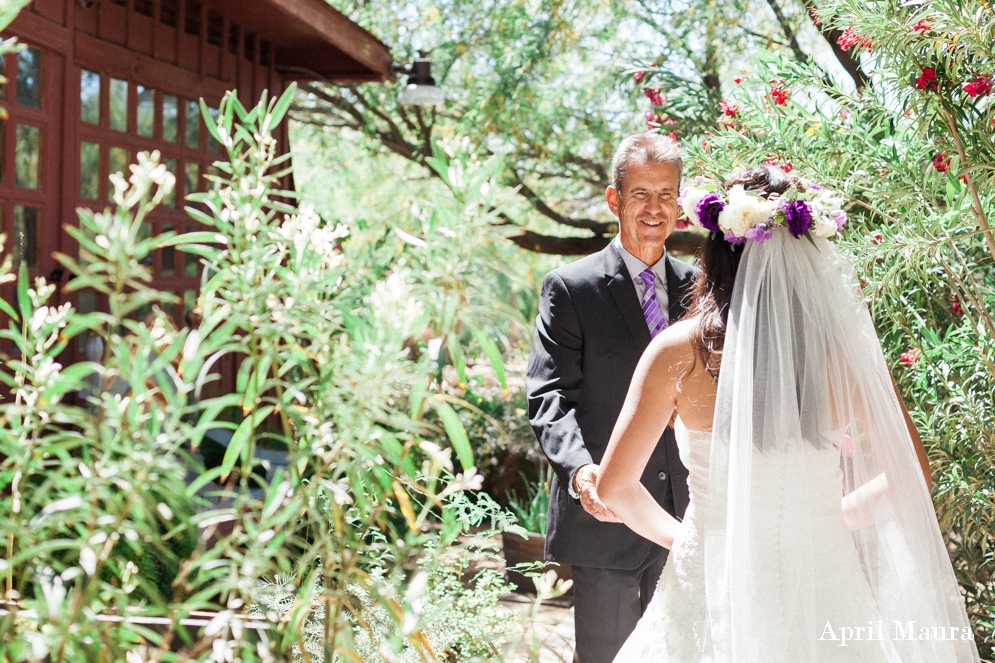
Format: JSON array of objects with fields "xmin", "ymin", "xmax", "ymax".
[
  {"xmin": 744, "ymin": 223, "xmax": 773, "ymax": 242},
  {"xmin": 724, "ymin": 232, "xmax": 746, "ymax": 245},
  {"xmin": 696, "ymin": 193, "xmax": 725, "ymax": 233},
  {"xmin": 809, "ymin": 184, "xmax": 825, "ymax": 191},
  {"xmin": 830, "ymin": 209, "xmax": 848, "ymax": 231},
  {"xmin": 782, "ymin": 200, "xmax": 813, "ymax": 238}
]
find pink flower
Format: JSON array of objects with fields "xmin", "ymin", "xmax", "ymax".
[
  {"xmin": 837, "ymin": 26, "xmax": 873, "ymax": 53},
  {"xmin": 912, "ymin": 19, "xmax": 931, "ymax": 33},
  {"xmin": 667, "ymin": 132, "xmax": 679, "ymax": 142},
  {"xmin": 720, "ymin": 99, "xmax": 739, "ymax": 118},
  {"xmin": 633, "ymin": 71, "xmax": 645, "ymax": 83},
  {"xmin": 808, "ymin": 7, "xmax": 822, "ymax": 26},
  {"xmin": 899, "ymin": 348, "xmax": 921, "ymax": 365},
  {"xmin": 770, "ymin": 79, "xmax": 790, "ymax": 106},
  {"xmin": 644, "ymin": 87, "xmax": 665, "ymax": 106},
  {"xmin": 962, "ymin": 75, "xmax": 992, "ymax": 97},
  {"xmin": 933, "ymin": 151, "xmax": 950, "ymax": 173},
  {"xmin": 664, "ymin": 118, "xmax": 676, "ymax": 125},
  {"xmin": 872, "ymin": 233, "xmax": 883, "ymax": 245},
  {"xmin": 915, "ymin": 67, "xmax": 938, "ymax": 91}
]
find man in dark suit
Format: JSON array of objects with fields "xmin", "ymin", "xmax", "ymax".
[{"xmin": 526, "ymin": 133, "xmax": 699, "ymax": 663}]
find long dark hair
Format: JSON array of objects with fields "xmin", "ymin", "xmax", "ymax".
[{"xmin": 687, "ymin": 165, "xmax": 801, "ymax": 378}]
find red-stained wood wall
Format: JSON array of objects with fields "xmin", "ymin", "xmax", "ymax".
[{"xmin": 0, "ymin": 0, "xmax": 390, "ymax": 397}]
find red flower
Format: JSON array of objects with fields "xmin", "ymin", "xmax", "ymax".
[
  {"xmin": 872, "ymin": 233, "xmax": 883, "ymax": 245},
  {"xmin": 676, "ymin": 217, "xmax": 692, "ymax": 229},
  {"xmin": 952, "ymin": 300, "xmax": 963, "ymax": 316},
  {"xmin": 643, "ymin": 87, "xmax": 665, "ymax": 106},
  {"xmin": 762, "ymin": 158, "xmax": 792, "ymax": 173},
  {"xmin": 734, "ymin": 76, "xmax": 742, "ymax": 85},
  {"xmin": 808, "ymin": 7, "xmax": 822, "ymax": 26},
  {"xmin": 933, "ymin": 151, "xmax": 950, "ymax": 173},
  {"xmin": 962, "ymin": 75, "xmax": 992, "ymax": 98},
  {"xmin": 667, "ymin": 132, "xmax": 679, "ymax": 142},
  {"xmin": 701, "ymin": 139, "xmax": 710, "ymax": 150},
  {"xmin": 912, "ymin": 19, "xmax": 931, "ymax": 33},
  {"xmin": 720, "ymin": 99, "xmax": 739, "ymax": 118},
  {"xmin": 837, "ymin": 26, "xmax": 873, "ymax": 53},
  {"xmin": 899, "ymin": 348, "xmax": 921, "ymax": 365},
  {"xmin": 915, "ymin": 67, "xmax": 938, "ymax": 91},
  {"xmin": 633, "ymin": 71, "xmax": 645, "ymax": 84},
  {"xmin": 770, "ymin": 79, "xmax": 790, "ymax": 106}
]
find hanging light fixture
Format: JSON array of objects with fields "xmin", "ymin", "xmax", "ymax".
[{"xmin": 395, "ymin": 53, "xmax": 445, "ymax": 107}]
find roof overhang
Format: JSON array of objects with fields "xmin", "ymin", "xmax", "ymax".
[{"xmin": 208, "ymin": 0, "xmax": 394, "ymax": 83}]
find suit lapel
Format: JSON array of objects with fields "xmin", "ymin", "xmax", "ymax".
[
  {"xmin": 665, "ymin": 255, "xmax": 693, "ymax": 323},
  {"xmin": 603, "ymin": 243, "xmax": 652, "ymax": 348}
]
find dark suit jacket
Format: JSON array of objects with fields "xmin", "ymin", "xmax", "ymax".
[{"xmin": 526, "ymin": 241, "xmax": 699, "ymax": 569}]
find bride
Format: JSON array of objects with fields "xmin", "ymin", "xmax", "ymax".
[{"xmin": 597, "ymin": 165, "xmax": 980, "ymax": 662}]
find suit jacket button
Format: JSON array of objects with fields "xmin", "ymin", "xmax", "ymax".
[{"xmin": 658, "ymin": 471, "xmax": 667, "ymax": 481}]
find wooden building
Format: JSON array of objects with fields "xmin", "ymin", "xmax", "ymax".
[{"xmin": 1, "ymin": 0, "xmax": 390, "ymax": 360}]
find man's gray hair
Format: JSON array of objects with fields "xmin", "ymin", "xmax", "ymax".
[{"xmin": 610, "ymin": 133, "xmax": 684, "ymax": 193}]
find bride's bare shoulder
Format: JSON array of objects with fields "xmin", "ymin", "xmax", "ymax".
[{"xmin": 641, "ymin": 317, "xmax": 699, "ymax": 375}]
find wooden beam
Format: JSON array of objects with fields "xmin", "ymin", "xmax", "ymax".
[
  {"xmin": 75, "ymin": 32, "xmax": 230, "ymax": 105},
  {"xmin": 4, "ymin": 9, "xmax": 71, "ymax": 53},
  {"xmin": 260, "ymin": 0, "xmax": 391, "ymax": 79}
]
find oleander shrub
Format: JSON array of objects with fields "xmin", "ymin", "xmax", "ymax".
[{"xmin": 0, "ymin": 83, "xmax": 533, "ymax": 661}]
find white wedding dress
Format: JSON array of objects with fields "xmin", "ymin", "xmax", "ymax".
[{"xmin": 614, "ymin": 418, "xmax": 904, "ymax": 663}]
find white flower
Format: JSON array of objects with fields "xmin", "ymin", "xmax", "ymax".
[
  {"xmin": 718, "ymin": 186, "xmax": 774, "ymax": 237},
  {"xmin": 680, "ymin": 188, "xmax": 710, "ymax": 224},
  {"xmin": 810, "ymin": 192, "xmax": 844, "ymax": 238}
]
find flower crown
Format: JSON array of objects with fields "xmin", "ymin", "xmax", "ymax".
[{"xmin": 677, "ymin": 177, "xmax": 847, "ymax": 244}]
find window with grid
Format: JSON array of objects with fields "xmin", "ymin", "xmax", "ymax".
[
  {"xmin": 78, "ymin": 68, "xmax": 222, "ymax": 325},
  {"xmin": 0, "ymin": 43, "xmax": 49, "ymax": 276}
]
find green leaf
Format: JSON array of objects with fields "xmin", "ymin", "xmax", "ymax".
[
  {"xmin": 16, "ymin": 262, "xmax": 29, "ymax": 323},
  {"xmin": 431, "ymin": 398, "xmax": 473, "ymax": 471},
  {"xmin": 268, "ymin": 82, "xmax": 297, "ymax": 130},
  {"xmin": 446, "ymin": 334, "xmax": 467, "ymax": 388},
  {"xmin": 219, "ymin": 405, "xmax": 274, "ymax": 479},
  {"xmin": 472, "ymin": 327, "xmax": 507, "ymax": 392}
]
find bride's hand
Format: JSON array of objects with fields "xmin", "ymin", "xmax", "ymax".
[{"xmin": 574, "ymin": 464, "xmax": 623, "ymax": 523}]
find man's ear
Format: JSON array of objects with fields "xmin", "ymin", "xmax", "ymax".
[{"xmin": 606, "ymin": 186, "xmax": 620, "ymax": 218}]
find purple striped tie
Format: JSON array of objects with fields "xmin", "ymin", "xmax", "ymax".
[{"xmin": 639, "ymin": 268, "xmax": 668, "ymax": 338}]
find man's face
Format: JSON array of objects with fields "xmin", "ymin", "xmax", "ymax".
[{"xmin": 606, "ymin": 160, "xmax": 681, "ymax": 254}]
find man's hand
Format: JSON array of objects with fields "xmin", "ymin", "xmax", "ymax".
[{"xmin": 573, "ymin": 464, "xmax": 622, "ymax": 523}]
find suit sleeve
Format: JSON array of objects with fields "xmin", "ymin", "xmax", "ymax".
[{"xmin": 526, "ymin": 272, "xmax": 594, "ymax": 490}]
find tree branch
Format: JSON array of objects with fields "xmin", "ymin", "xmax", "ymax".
[
  {"xmin": 764, "ymin": 0, "xmax": 809, "ymax": 64},
  {"xmin": 505, "ymin": 227, "xmax": 704, "ymax": 256},
  {"xmin": 510, "ymin": 171, "xmax": 615, "ymax": 234},
  {"xmin": 806, "ymin": 7, "xmax": 869, "ymax": 89}
]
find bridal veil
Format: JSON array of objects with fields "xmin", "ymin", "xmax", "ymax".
[{"xmin": 703, "ymin": 230, "xmax": 980, "ymax": 662}]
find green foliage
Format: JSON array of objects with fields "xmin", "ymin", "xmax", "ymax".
[
  {"xmin": 0, "ymin": 85, "xmax": 528, "ymax": 661},
  {"xmin": 505, "ymin": 470, "xmax": 551, "ymax": 536},
  {"xmin": 678, "ymin": 1, "xmax": 995, "ymax": 656}
]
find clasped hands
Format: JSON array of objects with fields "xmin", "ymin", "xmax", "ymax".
[{"xmin": 573, "ymin": 463, "xmax": 622, "ymax": 523}]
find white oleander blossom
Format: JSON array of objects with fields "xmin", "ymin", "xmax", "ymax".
[
  {"xmin": 369, "ymin": 271, "xmax": 424, "ymax": 338},
  {"xmin": 272, "ymin": 204, "xmax": 348, "ymax": 271},
  {"xmin": 718, "ymin": 185, "xmax": 775, "ymax": 237}
]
